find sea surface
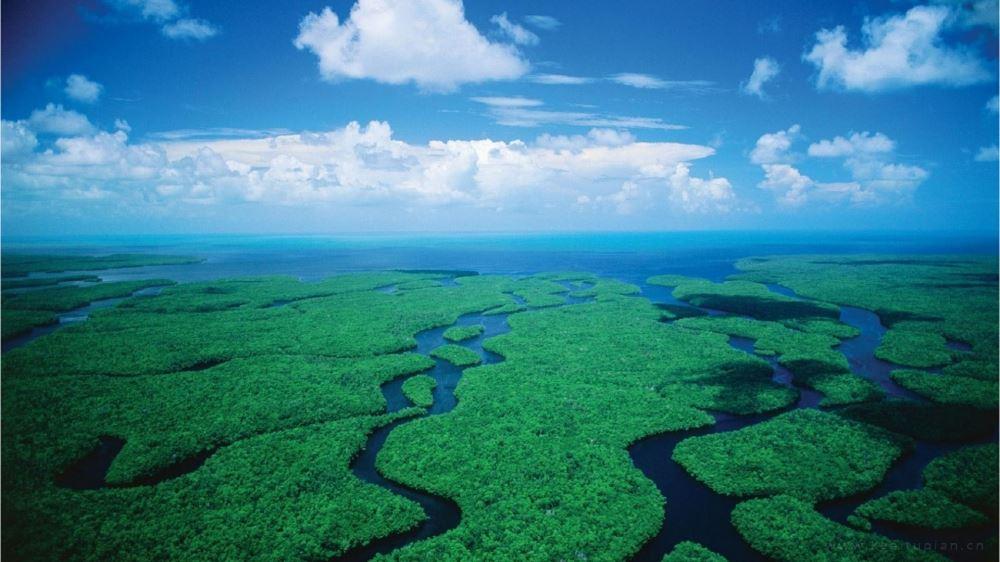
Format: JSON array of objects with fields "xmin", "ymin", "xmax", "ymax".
[{"xmin": 3, "ymin": 230, "xmax": 995, "ymax": 283}]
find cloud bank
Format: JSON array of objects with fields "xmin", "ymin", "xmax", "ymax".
[
  {"xmin": 2, "ymin": 112, "xmax": 734, "ymax": 218},
  {"xmin": 751, "ymin": 125, "xmax": 928, "ymax": 206}
]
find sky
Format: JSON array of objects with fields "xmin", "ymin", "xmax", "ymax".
[{"xmin": 1, "ymin": 0, "xmax": 998, "ymax": 235}]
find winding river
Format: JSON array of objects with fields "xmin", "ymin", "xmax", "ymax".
[{"xmin": 20, "ymin": 275, "xmax": 995, "ymax": 561}]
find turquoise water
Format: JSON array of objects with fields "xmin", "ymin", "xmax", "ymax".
[{"xmin": 3, "ymin": 231, "xmax": 994, "ymax": 285}]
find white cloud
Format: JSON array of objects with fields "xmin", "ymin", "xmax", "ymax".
[
  {"xmin": 749, "ymin": 124, "xmax": 800, "ymax": 165},
  {"xmin": 530, "ymin": 74, "xmax": 594, "ymax": 85},
  {"xmin": 742, "ymin": 57, "xmax": 780, "ymax": 98},
  {"xmin": 105, "ymin": 0, "xmax": 219, "ymax": 41},
  {"xmin": 609, "ymin": 73, "xmax": 719, "ymax": 92},
  {"xmin": 667, "ymin": 163, "xmax": 736, "ymax": 213},
  {"xmin": 470, "ymin": 96, "xmax": 543, "ymax": 108},
  {"xmin": 3, "ymin": 116, "xmax": 728, "ymax": 216},
  {"xmin": 535, "ymin": 128, "xmax": 636, "ymax": 150},
  {"xmin": 842, "ymin": 158, "xmax": 928, "ymax": 193},
  {"xmin": 481, "ymin": 107, "xmax": 685, "ymax": 130},
  {"xmin": 751, "ymin": 125, "xmax": 927, "ymax": 206},
  {"xmin": 807, "ymin": 132, "xmax": 895, "ymax": 157},
  {"xmin": 64, "ymin": 74, "xmax": 103, "ymax": 104},
  {"xmin": 294, "ymin": 1, "xmax": 529, "ymax": 92},
  {"xmin": 987, "ymin": 95, "xmax": 999, "ymax": 113},
  {"xmin": 491, "ymin": 12, "xmax": 539, "ymax": 46},
  {"xmin": 609, "ymin": 73, "xmax": 667, "ymax": 89},
  {"xmin": 974, "ymin": 144, "xmax": 999, "ymax": 161},
  {"xmin": 758, "ymin": 164, "xmax": 813, "ymax": 207},
  {"xmin": 804, "ymin": 5, "xmax": 992, "ymax": 92},
  {"xmin": 524, "ymin": 15, "xmax": 561, "ymax": 30},
  {"xmin": 162, "ymin": 18, "xmax": 219, "ymax": 40},
  {"xmin": 1, "ymin": 121, "xmax": 39, "ymax": 160},
  {"xmin": 27, "ymin": 104, "xmax": 96, "ymax": 136}
]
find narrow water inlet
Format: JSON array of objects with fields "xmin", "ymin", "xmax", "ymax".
[{"xmin": 334, "ymin": 305, "xmax": 514, "ymax": 561}]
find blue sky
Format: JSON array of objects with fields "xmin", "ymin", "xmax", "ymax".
[{"xmin": 2, "ymin": 0, "xmax": 997, "ymax": 235}]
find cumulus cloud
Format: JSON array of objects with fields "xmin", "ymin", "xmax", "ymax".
[
  {"xmin": 1, "ymin": 121, "xmax": 39, "ymax": 160},
  {"xmin": 758, "ymin": 164, "xmax": 814, "ymax": 207},
  {"xmin": 491, "ymin": 12, "xmax": 539, "ymax": 46},
  {"xmin": 524, "ymin": 15, "xmax": 561, "ymax": 30},
  {"xmin": 751, "ymin": 125, "xmax": 927, "ymax": 206},
  {"xmin": 530, "ymin": 74, "xmax": 594, "ymax": 85},
  {"xmin": 3, "ymin": 115, "xmax": 730, "ymax": 218},
  {"xmin": 749, "ymin": 124, "xmax": 800, "ymax": 165},
  {"xmin": 27, "ymin": 104, "xmax": 96, "ymax": 136},
  {"xmin": 742, "ymin": 57, "xmax": 780, "ymax": 98},
  {"xmin": 975, "ymin": 145, "xmax": 999, "ymax": 161},
  {"xmin": 162, "ymin": 18, "xmax": 219, "ymax": 40},
  {"xmin": 807, "ymin": 132, "xmax": 895, "ymax": 157},
  {"xmin": 294, "ymin": 0, "xmax": 529, "ymax": 92},
  {"xmin": 535, "ymin": 128, "xmax": 636, "ymax": 150},
  {"xmin": 804, "ymin": 5, "xmax": 992, "ymax": 92},
  {"xmin": 667, "ymin": 163, "xmax": 736, "ymax": 213},
  {"xmin": 64, "ymin": 74, "xmax": 103, "ymax": 104}
]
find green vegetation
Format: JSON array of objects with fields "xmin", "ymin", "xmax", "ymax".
[
  {"xmin": 878, "ymin": 328, "xmax": 952, "ymax": 368},
  {"xmin": 854, "ymin": 490, "xmax": 988, "ymax": 529},
  {"xmin": 673, "ymin": 409, "xmax": 909, "ymax": 501},
  {"xmin": 649, "ymin": 276, "xmax": 840, "ymax": 322},
  {"xmin": 733, "ymin": 255, "xmax": 998, "ymax": 373},
  {"xmin": 2, "ymin": 273, "xmax": 513, "ymax": 377},
  {"xmin": 375, "ymin": 293, "xmax": 796, "ymax": 561},
  {"xmin": 2, "ymin": 253, "xmax": 202, "ymax": 277},
  {"xmin": 923, "ymin": 444, "xmax": 998, "ymax": 515},
  {"xmin": 3, "ymin": 279, "xmax": 174, "ymax": 312},
  {"xmin": 655, "ymin": 303, "xmax": 709, "ymax": 320},
  {"xmin": 890, "ymin": 369, "xmax": 998, "ymax": 409},
  {"xmin": 1, "ymin": 309, "xmax": 57, "ymax": 341},
  {"xmin": 4, "ymin": 257, "xmax": 997, "ymax": 561},
  {"xmin": 5, "ymin": 412, "xmax": 428, "ymax": 561},
  {"xmin": 661, "ymin": 541, "xmax": 727, "ymax": 562},
  {"xmin": 732, "ymin": 495, "xmax": 946, "ymax": 562},
  {"xmin": 2, "ymin": 279, "xmax": 175, "ymax": 342},
  {"xmin": 430, "ymin": 344, "xmax": 482, "ymax": 367},
  {"xmin": 402, "ymin": 374, "xmax": 436, "ymax": 408},
  {"xmin": 5, "ymin": 353, "xmax": 432, "ymax": 486},
  {"xmin": 836, "ymin": 399, "xmax": 997, "ymax": 442},
  {"xmin": 2, "ymin": 270, "xmax": 529, "ymax": 560},
  {"xmin": 2, "ymin": 274, "xmax": 101, "ymax": 290},
  {"xmin": 443, "ymin": 324, "xmax": 484, "ymax": 342},
  {"xmin": 395, "ymin": 279, "xmax": 443, "ymax": 290},
  {"xmin": 675, "ymin": 315, "xmax": 881, "ymax": 406}
]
